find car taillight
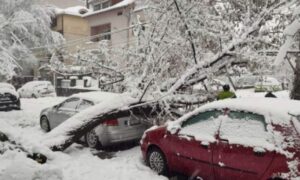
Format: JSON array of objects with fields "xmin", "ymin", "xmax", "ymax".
[{"xmin": 103, "ymin": 119, "xmax": 119, "ymax": 126}]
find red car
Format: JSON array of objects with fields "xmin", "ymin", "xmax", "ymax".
[{"xmin": 141, "ymin": 99, "xmax": 300, "ymax": 180}]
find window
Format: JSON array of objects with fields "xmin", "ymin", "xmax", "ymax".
[
  {"xmin": 59, "ymin": 98, "xmax": 80, "ymax": 111},
  {"xmin": 179, "ymin": 110, "xmax": 223, "ymax": 140},
  {"xmin": 219, "ymin": 111, "xmax": 269, "ymax": 142},
  {"xmin": 91, "ymin": 24, "xmax": 111, "ymax": 42},
  {"xmin": 93, "ymin": 4, "xmax": 101, "ymax": 11},
  {"xmin": 102, "ymin": 1, "xmax": 110, "ymax": 9},
  {"xmin": 93, "ymin": 1, "xmax": 111, "ymax": 11},
  {"xmin": 182, "ymin": 110, "xmax": 222, "ymax": 128},
  {"xmin": 77, "ymin": 100, "xmax": 94, "ymax": 111}
]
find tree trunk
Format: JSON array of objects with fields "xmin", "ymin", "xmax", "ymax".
[{"xmin": 291, "ymin": 58, "xmax": 300, "ymax": 100}]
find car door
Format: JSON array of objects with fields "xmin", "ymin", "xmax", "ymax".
[
  {"xmin": 51, "ymin": 97, "xmax": 81, "ymax": 128},
  {"xmin": 167, "ymin": 110, "xmax": 223, "ymax": 180},
  {"xmin": 213, "ymin": 111, "xmax": 275, "ymax": 180}
]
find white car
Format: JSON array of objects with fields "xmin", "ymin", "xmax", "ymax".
[
  {"xmin": 18, "ymin": 81, "xmax": 56, "ymax": 98},
  {"xmin": 254, "ymin": 76, "xmax": 282, "ymax": 92}
]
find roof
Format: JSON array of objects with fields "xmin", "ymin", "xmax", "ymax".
[
  {"xmin": 71, "ymin": 91, "xmax": 121, "ymax": 104},
  {"xmin": 55, "ymin": 6, "xmax": 91, "ymax": 16},
  {"xmin": 54, "ymin": 0, "xmax": 144, "ymax": 17},
  {"xmin": 170, "ymin": 98, "xmax": 300, "ymax": 127},
  {"xmin": 83, "ymin": 0, "xmax": 135, "ymax": 17}
]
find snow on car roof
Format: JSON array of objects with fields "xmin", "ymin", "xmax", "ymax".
[
  {"xmin": 71, "ymin": 91, "xmax": 121, "ymax": 104},
  {"xmin": 0, "ymin": 83, "xmax": 14, "ymax": 89},
  {"xmin": 168, "ymin": 98, "xmax": 300, "ymax": 130},
  {"xmin": 0, "ymin": 83, "xmax": 18, "ymax": 97},
  {"xmin": 22, "ymin": 81, "xmax": 51, "ymax": 87}
]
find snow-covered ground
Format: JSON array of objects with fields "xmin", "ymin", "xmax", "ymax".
[
  {"xmin": 0, "ymin": 90, "xmax": 292, "ymax": 180},
  {"xmin": 0, "ymin": 98, "xmax": 166, "ymax": 180}
]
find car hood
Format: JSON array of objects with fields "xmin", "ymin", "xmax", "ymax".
[{"xmin": 0, "ymin": 88, "xmax": 19, "ymax": 98}]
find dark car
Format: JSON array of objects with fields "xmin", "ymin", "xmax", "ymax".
[
  {"xmin": 141, "ymin": 98, "xmax": 300, "ymax": 179},
  {"xmin": 0, "ymin": 83, "xmax": 20, "ymax": 110}
]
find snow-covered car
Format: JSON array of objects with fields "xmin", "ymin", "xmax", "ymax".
[
  {"xmin": 18, "ymin": 81, "xmax": 56, "ymax": 98},
  {"xmin": 40, "ymin": 91, "xmax": 148, "ymax": 149},
  {"xmin": 232, "ymin": 75, "xmax": 260, "ymax": 89},
  {"xmin": 0, "ymin": 83, "xmax": 20, "ymax": 110},
  {"xmin": 254, "ymin": 76, "xmax": 282, "ymax": 92},
  {"xmin": 141, "ymin": 98, "xmax": 300, "ymax": 179}
]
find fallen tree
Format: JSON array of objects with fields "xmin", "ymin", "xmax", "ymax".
[{"xmin": 43, "ymin": 94, "xmax": 160, "ymax": 151}]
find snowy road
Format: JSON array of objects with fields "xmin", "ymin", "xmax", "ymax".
[{"xmin": 0, "ymin": 98, "xmax": 166, "ymax": 180}]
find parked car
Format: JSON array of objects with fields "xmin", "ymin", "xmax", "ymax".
[
  {"xmin": 0, "ymin": 83, "xmax": 20, "ymax": 110},
  {"xmin": 18, "ymin": 81, "xmax": 56, "ymax": 98},
  {"xmin": 141, "ymin": 98, "xmax": 300, "ymax": 179},
  {"xmin": 254, "ymin": 76, "xmax": 282, "ymax": 92},
  {"xmin": 40, "ymin": 91, "xmax": 148, "ymax": 149}
]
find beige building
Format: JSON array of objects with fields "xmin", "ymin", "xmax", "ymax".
[{"xmin": 50, "ymin": 0, "xmax": 146, "ymax": 65}]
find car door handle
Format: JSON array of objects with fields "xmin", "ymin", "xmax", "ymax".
[{"xmin": 220, "ymin": 139, "xmax": 229, "ymax": 144}]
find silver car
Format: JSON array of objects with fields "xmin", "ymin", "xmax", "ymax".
[{"xmin": 39, "ymin": 91, "xmax": 148, "ymax": 149}]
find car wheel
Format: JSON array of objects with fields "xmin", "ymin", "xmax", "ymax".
[
  {"xmin": 15, "ymin": 99, "xmax": 21, "ymax": 110},
  {"xmin": 85, "ymin": 130, "xmax": 102, "ymax": 150},
  {"xmin": 147, "ymin": 147, "xmax": 168, "ymax": 176},
  {"xmin": 40, "ymin": 116, "xmax": 50, "ymax": 132}
]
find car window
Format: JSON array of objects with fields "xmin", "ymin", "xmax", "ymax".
[
  {"xmin": 219, "ymin": 111, "xmax": 270, "ymax": 144},
  {"xmin": 59, "ymin": 98, "xmax": 80, "ymax": 111},
  {"xmin": 182, "ymin": 110, "xmax": 222, "ymax": 127},
  {"xmin": 179, "ymin": 110, "xmax": 223, "ymax": 141},
  {"xmin": 77, "ymin": 100, "xmax": 94, "ymax": 111}
]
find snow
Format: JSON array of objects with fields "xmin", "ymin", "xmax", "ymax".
[
  {"xmin": 0, "ymin": 83, "xmax": 15, "ymax": 90},
  {"xmin": 0, "ymin": 83, "xmax": 19, "ymax": 98},
  {"xmin": 84, "ymin": 0, "xmax": 135, "ymax": 17},
  {"xmin": 55, "ymin": 6, "xmax": 91, "ymax": 16},
  {"xmin": 21, "ymin": 81, "xmax": 52, "ymax": 89},
  {"xmin": 71, "ymin": 91, "xmax": 122, "ymax": 104},
  {"xmin": 179, "ymin": 115, "xmax": 221, "ymax": 143},
  {"xmin": 275, "ymin": 19, "xmax": 300, "ymax": 65},
  {"xmin": 0, "ymin": 98, "xmax": 166, "ymax": 180}
]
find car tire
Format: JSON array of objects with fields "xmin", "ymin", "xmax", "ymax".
[
  {"xmin": 147, "ymin": 147, "xmax": 168, "ymax": 176},
  {"xmin": 40, "ymin": 116, "xmax": 50, "ymax": 132},
  {"xmin": 85, "ymin": 129, "xmax": 102, "ymax": 150},
  {"xmin": 15, "ymin": 99, "xmax": 21, "ymax": 110}
]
